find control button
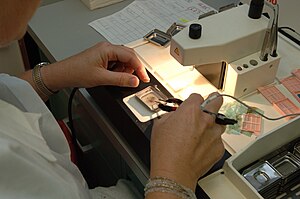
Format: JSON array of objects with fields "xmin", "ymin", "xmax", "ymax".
[
  {"xmin": 189, "ymin": 24, "xmax": 202, "ymax": 39},
  {"xmin": 250, "ymin": 59, "xmax": 258, "ymax": 66},
  {"xmin": 237, "ymin": 66, "xmax": 243, "ymax": 71},
  {"xmin": 243, "ymin": 64, "xmax": 249, "ymax": 68}
]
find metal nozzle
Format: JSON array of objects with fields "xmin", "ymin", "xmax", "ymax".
[
  {"xmin": 269, "ymin": 4, "xmax": 279, "ymax": 57},
  {"xmin": 259, "ymin": 1, "xmax": 279, "ymax": 61}
]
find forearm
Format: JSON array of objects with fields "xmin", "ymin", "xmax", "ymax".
[
  {"xmin": 19, "ymin": 60, "xmax": 73, "ymax": 101},
  {"xmin": 19, "ymin": 42, "xmax": 150, "ymax": 101}
]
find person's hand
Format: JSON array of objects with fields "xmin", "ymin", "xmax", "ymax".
[
  {"xmin": 149, "ymin": 93, "xmax": 225, "ymax": 194},
  {"xmin": 41, "ymin": 42, "xmax": 150, "ymax": 91}
]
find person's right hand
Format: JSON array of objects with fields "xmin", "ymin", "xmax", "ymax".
[
  {"xmin": 148, "ymin": 93, "xmax": 225, "ymax": 198},
  {"xmin": 43, "ymin": 42, "xmax": 150, "ymax": 90}
]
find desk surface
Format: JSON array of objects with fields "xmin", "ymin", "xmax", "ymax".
[
  {"xmin": 30, "ymin": 0, "xmax": 240, "ymax": 62},
  {"xmin": 30, "ymin": 0, "xmax": 131, "ymax": 62},
  {"xmin": 29, "ymin": 0, "xmax": 300, "ymax": 186},
  {"xmin": 30, "ymin": 0, "xmax": 300, "ymax": 63}
]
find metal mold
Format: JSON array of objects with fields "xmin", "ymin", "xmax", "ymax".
[
  {"xmin": 243, "ymin": 161, "xmax": 281, "ymax": 192},
  {"xmin": 166, "ymin": 23, "xmax": 186, "ymax": 36},
  {"xmin": 272, "ymin": 153, "xmax": 300, "ymax": 177},
  {"xmin": 135, "ymin": 85, "xmax": 168, "ymax": 112},
  {"xmin": 241, "ymin": 139, "xmax": 300, "ymax": 198},
  {"xmin": 143, "ymin": 29, "xmax": 171, "ymax": 47},
  {"xmin": 293, "ymin": 142, "xmax": 300, "ymax": 159}
]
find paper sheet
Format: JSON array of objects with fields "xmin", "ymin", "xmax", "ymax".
[{"xmin": 89, "ymin": 0, "xmax": 216, "ymax": 44}]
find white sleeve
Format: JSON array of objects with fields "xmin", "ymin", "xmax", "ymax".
[
  {"xmin": 0, "ymin": 137, "xmax": 91, "ymax": 199},
  {"xmin": 0, "ymin": 75, "xmax": 141, "ymax": 199},
  {"xmin": 0, "ymin": 98, "xmax": 91, "ymax": 199},
  {"xmin": 0, "ymin": 74, "xmax": 70, "ymax": 157}
]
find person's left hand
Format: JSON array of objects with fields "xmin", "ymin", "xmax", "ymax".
[{"xmin": 41, "ymin": 42, "xmax": 150, "ymax": 91}]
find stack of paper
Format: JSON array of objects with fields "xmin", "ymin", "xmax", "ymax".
[{"xmin": 81, "ymin": 0, "xmax": 124, "ymax": 10}]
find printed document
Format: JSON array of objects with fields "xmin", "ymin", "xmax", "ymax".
[{"xmin": 89, "ymin": 0, "xmax": 216, "ymax": 44}]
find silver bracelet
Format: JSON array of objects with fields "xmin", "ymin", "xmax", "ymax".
[
  {"xmin": 144, "ymin": 177, "xmax": 197, "ymax": 199},
  {"xmin": 32, "ymin": 62, "xmax": 57, "ymax": 97}
]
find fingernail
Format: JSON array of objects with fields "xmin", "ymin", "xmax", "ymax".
[{"xmin": 130, "ymin": 77, "xmax": 138, "ymax": 87}]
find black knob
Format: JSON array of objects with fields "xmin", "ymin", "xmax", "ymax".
[
  {"xmin": 248, "ymin": 0, "xmax": 264, "ymax": 19},
  {"xmin": 189, "ymin": 24, "xmax": 202, "ymax": 39}
]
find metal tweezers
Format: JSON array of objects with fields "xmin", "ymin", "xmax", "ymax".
[
  {"xmin": 157, "ymin": 98, "xmax": 237, "ymax": 125},
  {"xmin": 157, "ymin": 98, "xmax": 183, "ymax": 112}
]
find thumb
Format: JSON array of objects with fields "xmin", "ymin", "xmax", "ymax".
[
  {"xmin": 101, "ymin": 70, "xmax": 140, "ymax": 87},
  {"xmin": 203, "ymin": 92, "xmax": 223, "ymax": 113}
]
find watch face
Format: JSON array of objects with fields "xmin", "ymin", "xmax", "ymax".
[{"xmin": 37, "ymin": 62, "xmax": 50, "ymax": 67}]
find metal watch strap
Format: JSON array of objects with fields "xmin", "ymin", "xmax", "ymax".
[{"xmin": 32, "ymin": 62, "xmax": 57, "ymax": 97}]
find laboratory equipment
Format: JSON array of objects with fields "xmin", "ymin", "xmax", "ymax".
[{"xmin": 170, "ymin": 3, "xmax": 280, "ymax": 97}]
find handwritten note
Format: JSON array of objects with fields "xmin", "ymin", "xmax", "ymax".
[{"xmin": 89, "ymin": 0, "xmax": 216, "ymax": 44}]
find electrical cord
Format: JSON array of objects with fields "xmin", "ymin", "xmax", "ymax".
[
  {"xmin": 200, "ymin": 93, "xmax": 300, "ymax": 121},
  {"xmin": 278, "ymin": 26, "xmax": 300, "ymax": 46},
  {"xmin": 68, "ymin": 87, "xmax": 80, "ymax": 152}
]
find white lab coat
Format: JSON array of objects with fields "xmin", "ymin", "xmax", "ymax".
[{"xmin": 0, "ymin": 74, "xmax": 142, "ymax": 199}]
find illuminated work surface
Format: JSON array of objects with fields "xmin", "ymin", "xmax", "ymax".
[{"xmin": 127, "ymin": 35, "xmax": 300, "ymax": 155}]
